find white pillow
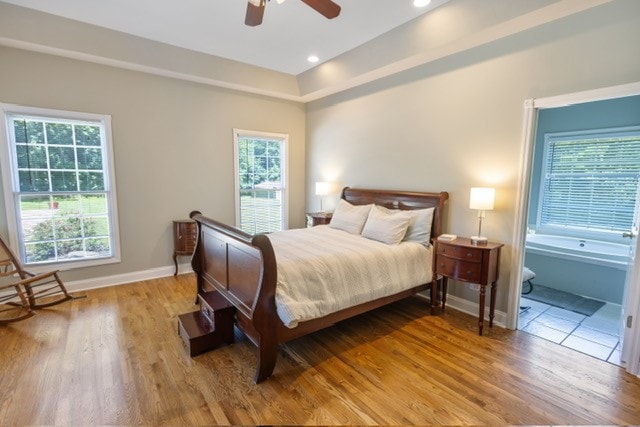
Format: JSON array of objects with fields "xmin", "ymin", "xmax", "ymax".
[
  {"xmin": 403, "ymin": 207, "xmax": 435, "ymax": 244},
  {"xmin": 376, "ymin": 206, "xmax": 435, "ymax": 245},
  {"xmin": 361, "ymin": 205, "xmax": 411, "ymax": 245},
  {"xmin": 329, "ymin": 199, "xmax": 373, "ymax": 235}
]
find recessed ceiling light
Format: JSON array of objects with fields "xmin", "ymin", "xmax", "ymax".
[
  {"xmin": 413, "ymin": 0, "xmax": 431, "ymax": 7},
  {"xmin": 307, "ymin": 55, "xmax": 319, "ymax": 63}
]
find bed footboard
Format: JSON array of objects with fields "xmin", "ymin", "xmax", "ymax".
[{"xmin": 189, "ymin": 211, "xmax": 279, "ymax": 383}]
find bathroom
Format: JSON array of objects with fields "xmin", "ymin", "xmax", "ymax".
[{"xmin": 518, "ymin": 95, "xmax": 640, "ymax": 364}]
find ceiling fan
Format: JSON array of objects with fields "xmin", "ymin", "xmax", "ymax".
[{"xmin": 245, "ymin": 0, "xmax": 341, "ymax": 27}]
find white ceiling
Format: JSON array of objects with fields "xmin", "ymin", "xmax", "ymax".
[{"xmin": 1, "ymin": 0, "xmax": 448, "ymax": 75}]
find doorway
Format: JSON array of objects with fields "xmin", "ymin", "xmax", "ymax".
[
  {"xmin": 508, "ymin": 82, "xmax": 640, "ymax": 376},
  {"xmin": 521, "ymin": 98, "xmax": 640, "ymax": 364}
]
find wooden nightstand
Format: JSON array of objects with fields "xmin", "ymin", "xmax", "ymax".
[
  {"xmin": 435, "ymin": 237, "xmax": 503, "ymax": 335},
  {"xmin": 306, "ymin": 212, "xmax": 333, "ymax": 227},
  {"xmin": 173, "ymin": 219, "xmax": 197, "ymax": 276}
]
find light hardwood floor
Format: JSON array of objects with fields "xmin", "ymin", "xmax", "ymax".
[{"xmin": 1, "ymin": 274, "xmax": 639, "ymax": 425}]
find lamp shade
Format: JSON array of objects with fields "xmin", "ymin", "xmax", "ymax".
[
  {"xmin": 469, "ymin": 187, "xmax": 495, "ymax": 211},
  {"xmin": 315, "ymin": 182, "xmax": 330, "ymax": 196}
]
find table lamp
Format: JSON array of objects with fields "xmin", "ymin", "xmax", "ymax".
[
  {"xmin": 469, "ymin": 187, "xmax": 495, "ymax": 244},
  {"xmin": 315, "ymin": 181, "xmax": 330, "ymax": 212}
]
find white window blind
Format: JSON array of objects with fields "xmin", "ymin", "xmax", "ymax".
[{"xmin": 539, "ymin": 127, "xmax": 640, "ymax": 238}]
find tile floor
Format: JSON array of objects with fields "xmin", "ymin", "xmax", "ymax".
[{"xmin": 519, "ymin": 297, "xmax": 622, "ymax": 365}]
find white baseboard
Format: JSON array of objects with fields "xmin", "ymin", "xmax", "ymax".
[
  {"xmin": 64, "ymin": 262, "xmax": 194, "ymax": 293},
  {"xmin": 416, "ymin": 291, "xmax": 507, "ymax": 329},
  {"xmin": 66, "ymin": 267, "xmax": 506, "ymax": 330},
  {"xmin": 445, "ymin": 294, "xmax": 508, "ymax": 328}
]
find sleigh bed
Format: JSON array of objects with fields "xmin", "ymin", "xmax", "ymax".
[{"xmin": 189, "ymin": 187, "xmax": 449, "ymax": 383}]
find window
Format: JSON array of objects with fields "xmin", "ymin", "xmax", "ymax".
[
  {"xmin": 233, "ymin": 129, "xmax": 288, "ymax": 234},
  {"xmin": 537, "ymin": 126, "xmax": 640, "ymax": 241},
  {"xmin": 0, "ymin": 104, "xmax": 120, "ymax": 268}
]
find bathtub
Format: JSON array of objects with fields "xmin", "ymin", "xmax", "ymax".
[
  {"xmin": 525, "ymin": 234, "xmax": 630, "ymax": 270},
  {"xmin": 524, "ymin": 234, "xmax": 630, "ymax": 304}
]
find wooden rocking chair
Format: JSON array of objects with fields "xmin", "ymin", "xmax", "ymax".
[
  {"xmin": 0, "ymin": 264, "xmax": 34, "ymax": 325},
  {"xmin": 0, "ymin": 233, "xmax": 77, "ymax": 323}
]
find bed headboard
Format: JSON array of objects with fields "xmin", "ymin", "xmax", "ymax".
[{"xmin": 340, "ymin": 187, "xmax": 449, "ymax": 239}]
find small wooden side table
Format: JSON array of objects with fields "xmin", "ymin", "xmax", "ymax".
[
  {"xmin": 435, "ymin": 237, "xmax": 503, "ymax": 335},
  {"xmin": 306, "ymin": 212, "xmax": 333, "ymax": 227},
  {"xmin": 173, "ymin": 219, "xmax": 197, "ymax": 276}
]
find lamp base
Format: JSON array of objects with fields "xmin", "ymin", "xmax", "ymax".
[{"xmin": 470, "ymin": 235, "xmax": 488, "ymax": 245}]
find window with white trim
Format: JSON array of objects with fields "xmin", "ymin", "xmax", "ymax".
[
  {"xmin": 537, "ymin": 127, "xmax": 640, "ymax": 241},
  {"xmin": 0, "ymin": 104, "xmax": 120, "ymax": 268},
  {"xmin": 233, "ymin": 129, "xmax": 288, "ymax": 234}
]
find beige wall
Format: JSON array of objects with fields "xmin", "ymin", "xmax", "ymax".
[
  {"xmin": 305, "ymin": 0, "xmax": 640, "ymax": 311},
  {"xmin": 0, "ymin": 46, "xmax": 306, "ymax": 282}
]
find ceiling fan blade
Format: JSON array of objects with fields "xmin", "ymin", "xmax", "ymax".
[
  {"xmin": 301, "ymin": 0, "xmax": 341, "ymax": 19},
  {"xmin": 245, "ymin": 0, "xmax": 265, "ymax": 26}
]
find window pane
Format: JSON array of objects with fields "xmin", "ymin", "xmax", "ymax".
[
  {"xmin": 50, "ymin": 171, "xmax": 78, "ymax": 191},
  {"xmin": 54, "ymin": 217, "xmax": 83, "ymax": 239},
  {"xmin": 81, "ymin": 194, "xmax": 107, "ymax": 214},
  {"xmin": 53, "ymin": 195, "xmax": 80, "ymax": 217},
  {"xmin": 76, "ymin": 147, "xmax": 103, "ymax": 170},
  {"xmin": 25, "ymin": 241, "xmax": 55, "ymax": 263},
  {"xmin": 48, "ymin": 146, "xmax": 76, "ymax": 169},
  {"xmin": 267, "ymin": 141, "xmax": 280, "ymax": 156},
  {"xmin": 23, "ymin": 218, "xmax": 54, "ymax": 242},
  {"xmin": 79, "ymin": 172, "xmax": 105, "ymax": 191},
  {"xmin": 253, "ymin": 140, "xmax": 266, "ymax": 156},
  {"xmin": 84, "ymin": 216, "xmax": 109, "ymax": 237},
  {"xmin": 56, "ymin": 239, "xmax": 83, "ymax": 259},
  {"xmin": 19, "ymin": 171, "xmax": 49, "ymax": 192},
  {"xmin": 16, "ymin": 144, "xmax": 47, "ymax": 169},
  {"xmin": 75, "ymin": 125, "xmax": 101, "ymax": 146},
  {"xmin": 14, "ymin": 120, "xmax": 45, "ymax": 144},
  {"xmin": 238, "ymin": 140, "xmax": 248, "ymax": 157},
  {"xmin": 46, "ymin": 123, "xmax": 73, "ymax": 145},
  {"xmin": 19, "ymin": 194, "xmax": 50, "ymax": 214},
  {"xmin": 267, "ymin": 157, "xmax": 281, "ymax": 184},
  {"xmin": 253, "ymin": 173, "xmax": 268, "ymax": 188},
  {"xmin": 239, "ymin": 174, "xmax": 253, "ymax": 190},
  {"xmin": 254, "ymin": 156, "xmax": 267, "ymax": 172},
  {"xmin": 86, "ymin": 237, "xmax": 111, "ymax": 257},
  {"xmin": 13, "ymin": 120, "xmax": 27, "ymax": 143}
]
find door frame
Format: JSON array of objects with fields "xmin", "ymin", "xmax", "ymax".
[{"xmin": 507, "ymin": 81, "xmax": 640, "ymax": 376}]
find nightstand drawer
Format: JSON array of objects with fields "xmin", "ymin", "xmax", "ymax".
[
  {"xmin": 175, "ymin": 221, "xmax": 197, "ymax": 249},
  {"xmin": 437, "ymin": 242, "xmax": 483, "ymax": 262},
  {"xmin": 183, "ymin": 233, "xmax": 196, "ymax": 248},
  {"xmin": 436, "ymin": 256, "xmax": 482, "ymax": 283}
]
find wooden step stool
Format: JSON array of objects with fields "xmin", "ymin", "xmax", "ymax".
[{"xmin": 177, "ymin": 290, "xmax": 236, "ymax": 357}]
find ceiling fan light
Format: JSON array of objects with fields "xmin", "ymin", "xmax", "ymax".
[{"xmin": 413, "ymin": 0, "xmax": 431, "ymax": 7}]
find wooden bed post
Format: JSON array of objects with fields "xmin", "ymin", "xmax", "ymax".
[
  {"xmin": 189, "ymin": 211, "xmax": 204, "ymax": 299},
  {"xmin": 254, "ymin": 336, "xmax": 278, "ymax": 383},
  {"xmin": 250, "ymin": 233, "xmax": 280, "ymax": 383}
]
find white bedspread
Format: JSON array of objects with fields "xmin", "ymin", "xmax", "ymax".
[{"xmin": 267, "ymin": 225, "xmax": 433, "ymax": 328}]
